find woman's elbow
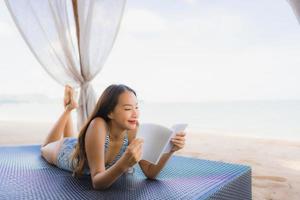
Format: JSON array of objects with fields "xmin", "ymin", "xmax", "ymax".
[
  {"xmin": 145, "ymin": 173, "xmax": 158, "ymax": 180},
  {"xmin": 92, "ymin": 181, "xmax": 111, "ymax": 190},
  {"xmin": 91, "ymin": 174, "xmax": 111, "ymax": 190}
]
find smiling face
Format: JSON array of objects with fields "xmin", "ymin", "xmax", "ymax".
[{"xmin": 108, "ymin": 91, "xmax": 139, "ymax": 130}]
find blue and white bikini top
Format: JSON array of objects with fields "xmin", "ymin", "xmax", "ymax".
[{"xmin": 104, "ymin": 130, "xmax": 129, "ymax": 169}]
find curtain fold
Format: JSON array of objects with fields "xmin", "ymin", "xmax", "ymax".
[
  {"xmin": 4, "ymin": 0, "xmax": 126, "ymax": 130},
  {"xmin": 287, "ymin": 0, "xmax": 300, "ymax": 23}
]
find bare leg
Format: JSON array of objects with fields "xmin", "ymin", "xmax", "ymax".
[
  {"xmin": 41, "ymin": 85, "xmax": 78, "ymax": 147},
  {"xmin": 41, "ymin": 110, "xmax": 72, "ymax": 147},
  {"xmin": 63, "ymin": 86, "xmax": 77, "ymax": 138},
  {"xmin": 63, "ymin": 113, "xmax": 75, "ymax": 138}
]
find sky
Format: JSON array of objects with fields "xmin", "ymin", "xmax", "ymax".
[{"xmin": 0, "ymin": 0, "xmax": 300, "ymax": 102}]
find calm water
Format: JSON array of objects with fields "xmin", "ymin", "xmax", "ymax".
[{"xmin": 0, "ymin": 100, "xmax": 299, "ymax": 140}]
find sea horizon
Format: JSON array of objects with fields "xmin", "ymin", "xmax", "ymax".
[{"xmin": 0, "ymin": 95, "xmax": 299, "ymax": 141}]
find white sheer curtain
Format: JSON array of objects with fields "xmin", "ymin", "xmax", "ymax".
[
  {"xmin": 288, "ymin": 0, "xmax": 300, "ymax": 23},
  {"xmin": 4, "ymin": 0, "xmax": 126, "ymax": 130}
]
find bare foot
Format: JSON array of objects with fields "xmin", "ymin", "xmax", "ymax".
[
  {"xmin": 64, "ymin": 85, "xmax": 72, "ymax": 108},
  {"xmin": 65, "ymin": 92, "xmax": 78, "ymax": 112}
]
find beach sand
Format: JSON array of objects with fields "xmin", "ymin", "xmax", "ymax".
[{"xmin": 0, "ymin": 120, "xmax": 299, "ymax": 200}]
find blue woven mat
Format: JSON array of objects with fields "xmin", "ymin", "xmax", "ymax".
[{"xmin": 0, "ymin": 145, "xmax": 251, "ymax": 200}]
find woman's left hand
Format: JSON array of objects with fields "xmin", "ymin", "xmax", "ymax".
[{"xmin": 170, "ymin": 131, "xmax": 186, "ymax": 153}]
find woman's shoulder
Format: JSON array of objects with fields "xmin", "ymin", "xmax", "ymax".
[
  {"xmin": 87, "ymin": 117, "xmax": 108, "ymax": 137},
  {"xmin": 91, "ymin": 117, "xmax": 106, "ymax": 123},
  {"xmin": 90, "ymin": 117, "xmax": 107, "ymax": 129}
]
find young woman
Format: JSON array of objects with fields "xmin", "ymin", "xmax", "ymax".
[{"xmin": 40, "ymin": 84, "xmax": 186, "ymax": 190}]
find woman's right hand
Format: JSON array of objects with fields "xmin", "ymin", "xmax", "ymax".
[{"xmin": 121, "ymin": 138, "xmax": 144, "ymax": 168}]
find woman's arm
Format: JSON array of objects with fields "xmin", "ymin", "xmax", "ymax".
[
  {"xmin": 90, "ymin": 156, "xmax": 131, "ymax": 190},
  {"xmin": 85, "ymin": 118, "xmax": 143, "ymax": 190},
  {"xmin": 139, "ymin": 152, "xmax": 174, "ymax": 179},
  {"xmin": 138, "ymin": 132, "xmax": 186, "ymax": 179},
  {"xmin": 90, "ymin": 144, "xmax": 143, "ymax": 190},
  {"xmin": 85, "ymin": 118, "xmax": 127, "ymax": 189}
]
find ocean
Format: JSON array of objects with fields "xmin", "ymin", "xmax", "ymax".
[{"xmin": 0, "ymin": 99, "xmax": 299, "ymax": 140}]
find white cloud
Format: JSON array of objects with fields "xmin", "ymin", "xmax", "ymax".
[
  {"xmin": 181, "ymin": 0, "xmax": 197, "ymax": 5},
  {"xmin": 122, "ymin": 9, "xmax": 167, "ymax": 33}
]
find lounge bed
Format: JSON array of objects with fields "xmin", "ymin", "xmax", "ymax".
[{"xmin": 0, "ymin": 145, "xmax": 251, "ymax": 200}]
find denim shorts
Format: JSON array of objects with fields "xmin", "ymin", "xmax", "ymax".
[{"xmin": 56, "ymin": 137, "xmax": 90, "ymax": 175}]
